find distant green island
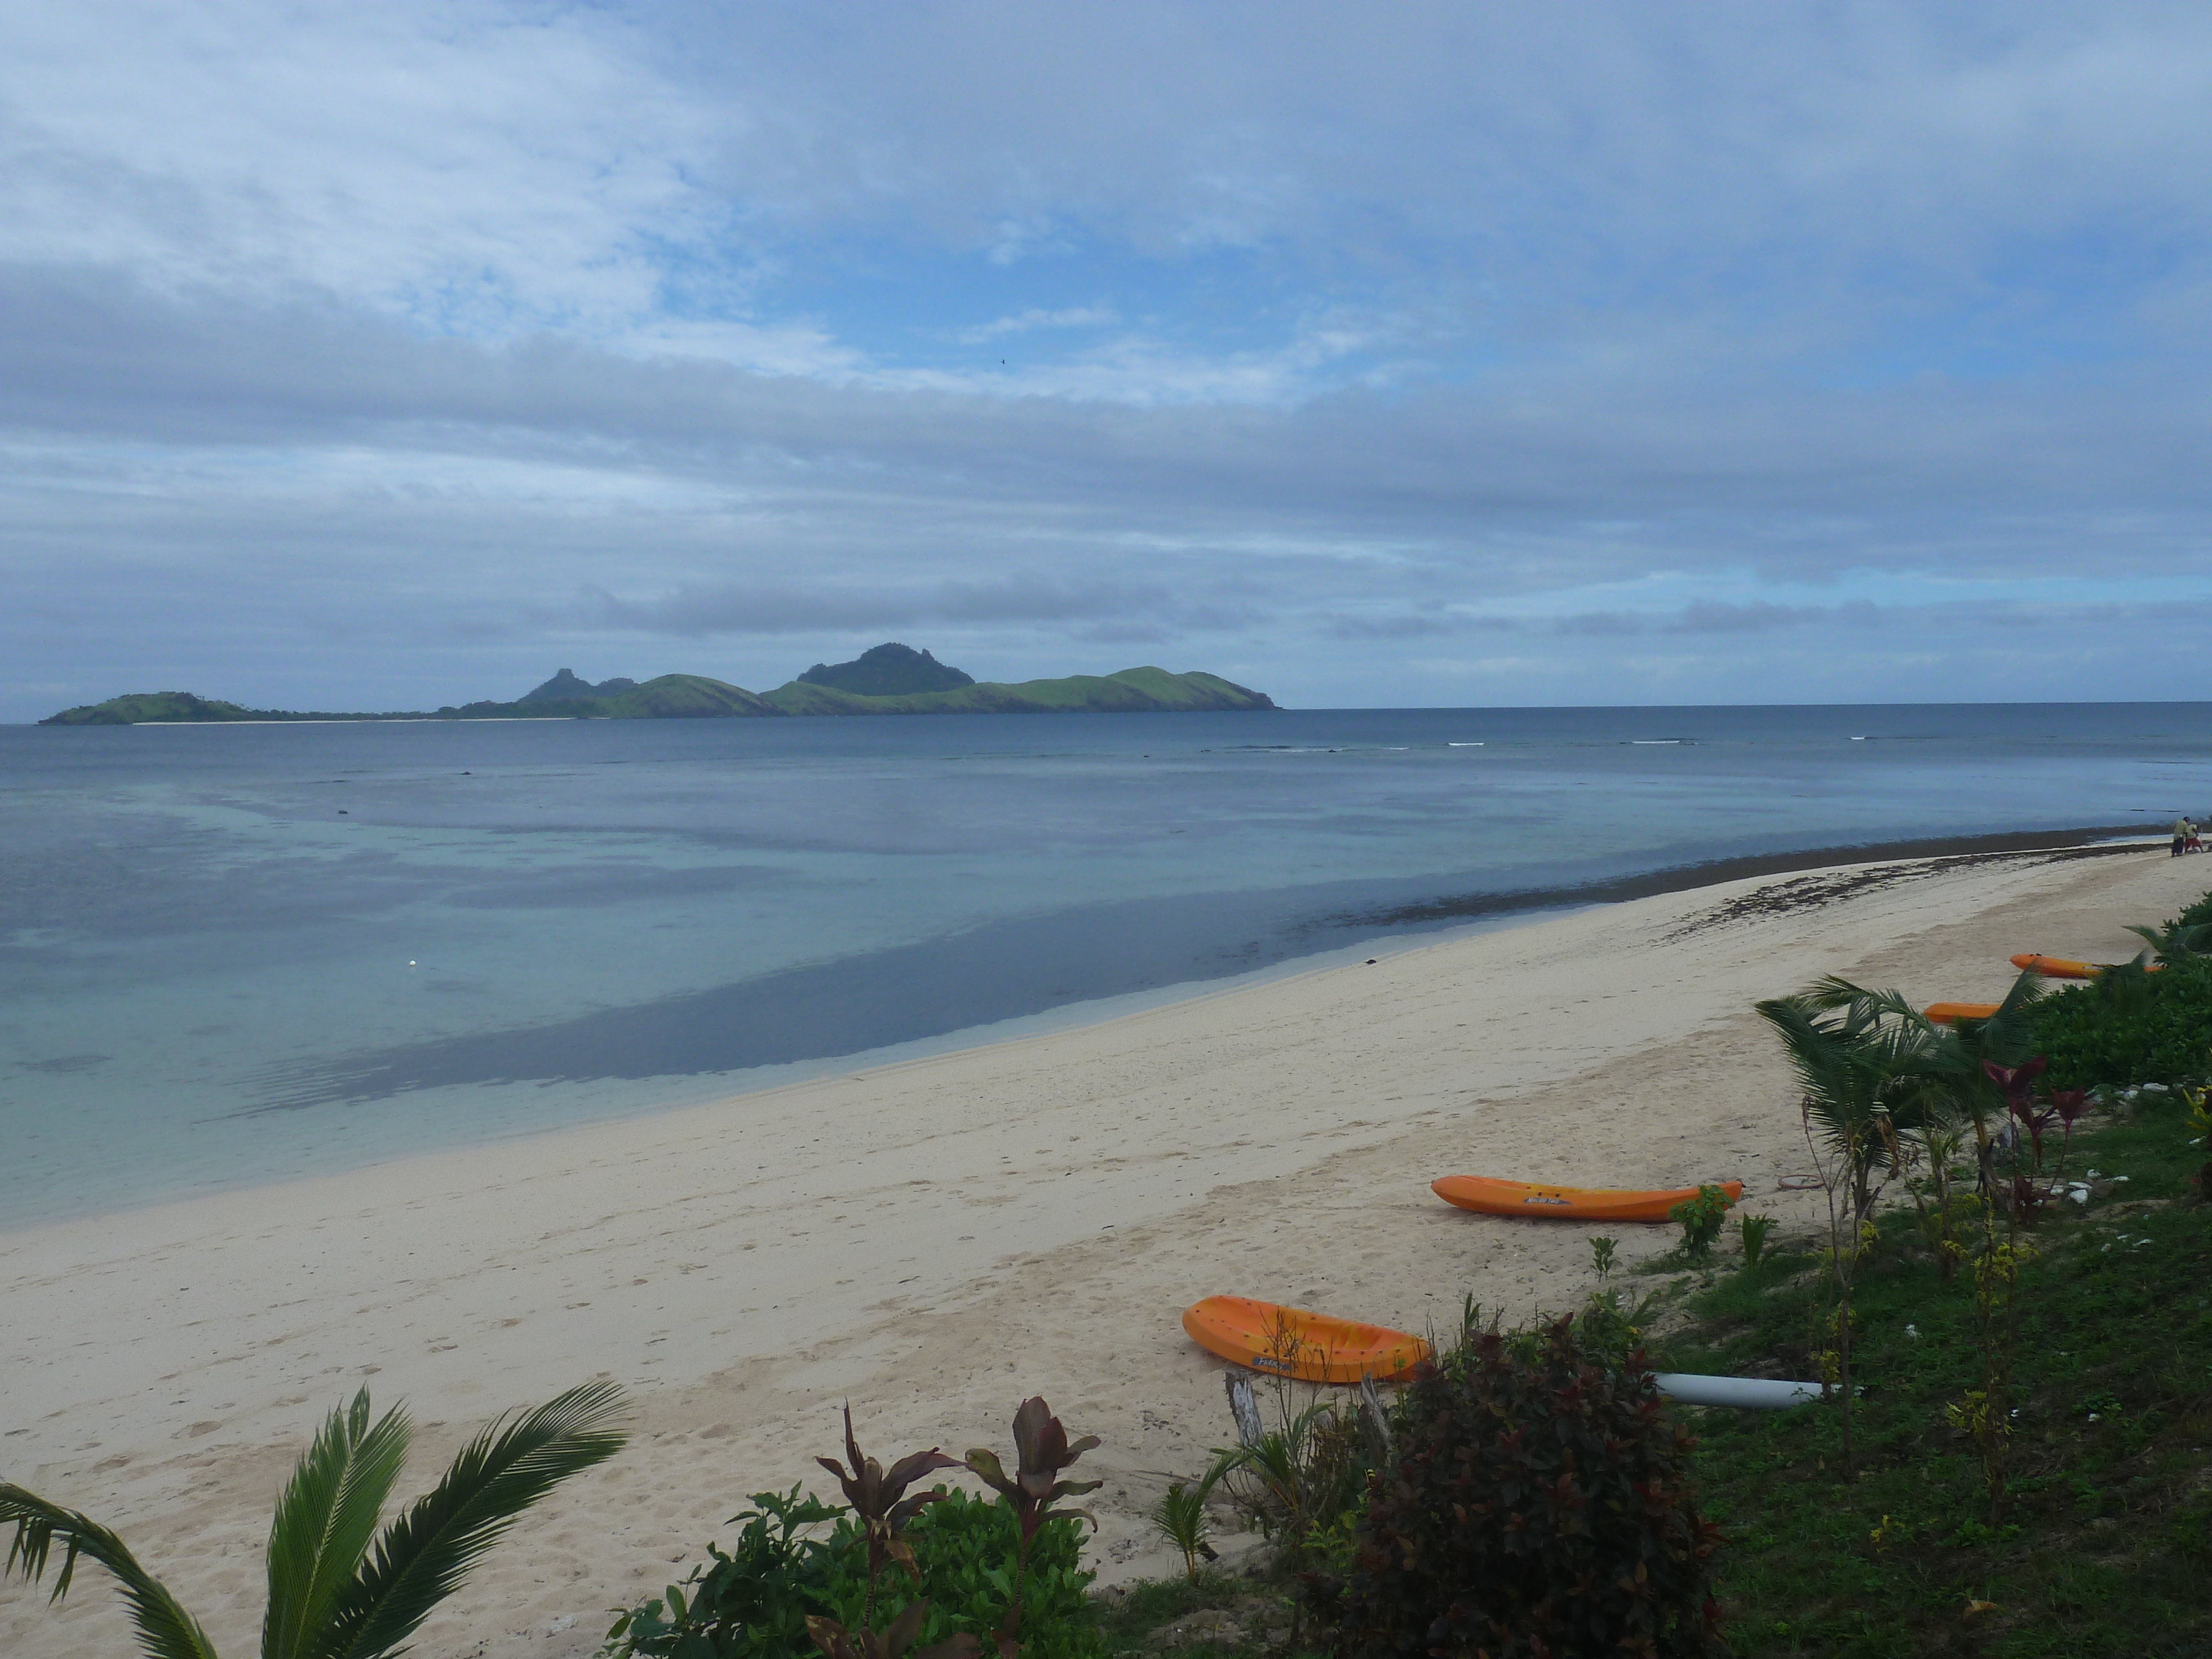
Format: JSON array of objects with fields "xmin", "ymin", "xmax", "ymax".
[{"xmin": 39, "ymin": 643, "xmax": 1277, "ymax": 724}]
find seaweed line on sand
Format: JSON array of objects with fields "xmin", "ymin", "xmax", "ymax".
[{"xmin": 1660, "ymin": 842, "xmax": 2145, "ymax": 941}]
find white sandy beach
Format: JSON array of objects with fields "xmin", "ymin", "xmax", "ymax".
[{"xmin": 4, "ymin": 842, "xmax": 2201, "ymax": 1657}]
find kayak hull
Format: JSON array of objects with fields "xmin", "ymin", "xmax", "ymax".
[
  {"xmin": 1433, "ymin": 1176, "xmax": 1744, "ymax": 1224},
  {"xmin": 2010, "ymin": 953, "xmax": 2157, "ymax": 980},
  {"xmin": 2011, "ymin": 953, "xmax": 2098, "ymax": 980},
  {"xmin": 1181, "ymin": 1295, "xmax": 1430, "ymax": 1384},
  {"xmin": 1924, "ymin": 1001, "xmax": 2002, "ymax": 1024}
]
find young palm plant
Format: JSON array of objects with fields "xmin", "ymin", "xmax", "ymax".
[
  {"xmin": 1757, "ymin": 979, "xmax": 1955, "ymax": 1472},
  {"xmin": 2123, "ymin": 918, "xmax": 2212, "ymax": 962},
  {"xmin": 1922, "ymin": 969, "xmax": 2047, "ymax": 1193},
  {"xmin": 3, "ymin": 1380, "xmax": 627, "ymax": 1659}
]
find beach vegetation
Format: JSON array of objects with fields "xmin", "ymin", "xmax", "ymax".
[
  {"xmin": 801, "ymin": 1407, "xmax": 973, "ymax": 1659},
  {"xmin": 1918, "ymin": 968, "xmax": 2047, "ymax": 1195},
  {"xmin": 1652, "ymin": 1092, "xmax": 2212, "ymax": 1654},
  {"xmin": 962, "ymin": 1397, "xmax": 1101, "ymax": 1659},
  {"xmin": 2030, "ymin": 951, "xmax": 2212, "ymax": 1089},
  {"xmin": 1755, "ymin": 984, "xmax": 1932, "ymax": 1469},
  {"xmin": 606, "ymin": 1400, "xmax": 1105, "ymax": 1659},
  {"xmin": 1202, "ymin": 1402, "xmax": 1368, "ymax": 1588},
  {"xmin": 1194, "ymin": 1332, "xmax": 1388, "ymax": 1605},
  {"xmin": 1669, "ymin": 1183, "xmax": 1735, "ymax": 1261},
  {"xmin": 1317, "ymin": 1307, "xmax": 1723, "ymax": 1658},
  {"xmin": 1737, "ymin": 1213, "xmax": 1775, "ymax": 1270},
  {"xmin": 603, "ymin": 1486, "xmax": 843, "ymax": 1659},
  {"xmin": 1147, "ymin": 1483, "xmax": 1213, "ymax": 1582},
  {"xmin": 826, "ymin": 1493, "xmax": 1097, "ymax": 1659},
  {"xmin": 604, "ymin": 1489, "xmax": 1102, "ymax": 1659},
  {"xmin": 2, "ymin": 1380, "xmax": 627, "ymax": 1659},
  {"xmin": 2122, "ymin": 919, "xmax": 2212, "ymax": 962}
]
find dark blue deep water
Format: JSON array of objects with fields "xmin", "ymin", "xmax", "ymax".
[{"xmin": 5, "ymin": 703, "xmax": 2209, "ymax": 1223}]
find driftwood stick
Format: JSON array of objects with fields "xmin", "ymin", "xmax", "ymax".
[{"xmin": 1224, "ymin": 1372, "xmax": 1263, "ymax": 1448}]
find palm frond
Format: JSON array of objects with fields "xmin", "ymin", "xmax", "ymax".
[
  {"xmin": 1757, "ymin": 992, "xmax": 1919, "ymax": 1173},
  {"xmin": 314, "ymin": 1380, "xmax": 628, "ymax": 1659},
  {"xmin": 264, "ymin": 1390, "xmax": 411, "ymax": 1659},
  {"xmin": 2, "ymin": 1483, "xmax": 221, "ymax": 1659},
  {"xmin": 1802, "ymin": 976, "xmax": 1923, "ymax": 1029},
  {"xmin": 2125, "ymin": 920, "xmax": 2212, "ymax": 961}
]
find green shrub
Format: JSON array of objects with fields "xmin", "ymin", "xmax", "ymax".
[
  {"xmin": 2174, "ymin": 889, "xmax": 2212, "ymax": 931},
  {"xmin": 1668, "ymin": 1183, "xmax": 1733, "ymax": 1261},
  {"xmin": 826, "ymin": 1489, "xmax": 1100, "ymax": 1659},
  {"xmin": 2028, "ymin": 954, "xmax": 2212, "ymax": 1088},
  {"xmin": 1326, "ymin": 1313, "xmax": 1721, "ymax": 1659},
  {"xmin": 607, "ymin": 1488, "xmax": 1099, "ymax": 1659},
  {"xmin": 605, "ymin": 1486, "xmax": 843, "ymax": 1659}
]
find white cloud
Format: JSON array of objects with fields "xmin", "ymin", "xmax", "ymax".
[
  {"xmin": 6, "ymin": 3, "xmax": 2212, "ymax": 714},
  {"xmin": 955, "ymin": 306, "xmax": 1119, "ymax": 343}
]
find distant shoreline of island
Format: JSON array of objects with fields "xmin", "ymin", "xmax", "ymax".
[{"xmin": 38, "ymin": 643, "xmax": 1277, "ymax": 725}]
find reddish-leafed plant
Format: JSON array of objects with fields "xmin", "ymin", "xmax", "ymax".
[
  {"xmin": 1327, "ymin": 1314, "xmax": 1722, "ymax": 1658},
  {"xmin": 964, "ymin": 1399, "xmax": 1099, "ymax": 1659},
  {"xmin": 805, "ymin": 1408, "xmax": 974, "ymax": 1659}
]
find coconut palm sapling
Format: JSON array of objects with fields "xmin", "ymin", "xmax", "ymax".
[
  {"xmin": 1757, "ymin": 983, "xmax": 1941, "ymax": 1472},
  {"xmin": 3, "ymin": 1381, "xmax": 627, "ymax": 1659},
  {"xmin": 1146, "ymin": 1484, "xmax": 1213, "ymax": 1583}
]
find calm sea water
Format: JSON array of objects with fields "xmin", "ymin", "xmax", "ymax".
[{"xmin": 4, "ymin": 703, "xmax": 2209, "ymax": 1225}]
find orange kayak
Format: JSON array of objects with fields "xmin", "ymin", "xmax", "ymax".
[
  {"xmin": 2010, "ymin": 953, "xmax": 2158, "ymax": 980},
  {"xmin": 1924, "ymin": 1001, "xmax": 2002, "ymax": 1024},
  {"xmin": 1180, "ymin": 1296, "xmax": 1429, "ymax": 1384},
  {"xmin": 1432, "ymin": 1176, "xmax": 1744, "ymax": 1224},
  {"xmin": 2011, "ymin": 953, "xmax": 2098, "ymax": 980}
]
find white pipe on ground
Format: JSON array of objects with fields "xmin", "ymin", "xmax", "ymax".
[{"xmin": 1653, "ymin": 1373, "xmax": 1823, "ymax": 1409}]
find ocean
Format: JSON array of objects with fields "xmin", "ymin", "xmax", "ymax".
[{"xmin": 5, "ymin": 702, "xmax": 2209, "ymax": 1226}]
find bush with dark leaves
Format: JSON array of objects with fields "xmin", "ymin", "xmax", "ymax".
[{"xmin": 1327, "ymin": 1313, "xmax": 1721, "ymax": 1659}]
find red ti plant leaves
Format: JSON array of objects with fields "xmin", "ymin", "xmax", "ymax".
[
  {"xmin": 2049, "ymin": 1089, "xmax": 2091, "ymax": 1130},
  {"xmin": 963, "ymin": 1397, "xmax": 1102, "ymax": 1546},
  {"xmin": 1982, "ymin": 1057, "xmax": 2048, "ymax": 1104},
  {"xmin": 816, "ymin": 1404, "xmax": 963, "ymax": 1588},
  {"xmin": 964, "ymin": 1398, "xmax": 1101, "ymax": 1659},
  {"xmin": 2007, "ymin": 1094, "xmax": 2058, "ymax": 1167}
]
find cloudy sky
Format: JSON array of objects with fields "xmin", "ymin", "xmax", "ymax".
[{"xmin": 7, "ymin": 2, "xmax": 2212, "ymax": 717}]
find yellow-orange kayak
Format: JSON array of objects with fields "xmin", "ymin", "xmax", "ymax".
[
  {"xmin": 1432, "ymin": 1176, "xmax": 1744, "ymax": 1224},
  {"xmin": 1180, "ymin": 1295, "xmax": 1430, "ymax": 1384},
  {"xmin": 1924, "ymin": 1001, "xmax": 2002, "ymax": 1024},
  {"xmin": 2010, "ymin": 953, "xmax": 2158, "ymax": 980}
]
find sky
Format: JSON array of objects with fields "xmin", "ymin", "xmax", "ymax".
[{"xmin": 7, "ymin": 2, "xmax": 2212, "ymax": 717}]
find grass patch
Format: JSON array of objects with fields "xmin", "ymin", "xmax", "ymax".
[
  {"xmin": 1652, "ymin": 1098, "xmax": 2212, "ymax": 1656},
  {"xmin": 1094, "ymin": 1564, "xmax": 1305, "ymax": 1659}
]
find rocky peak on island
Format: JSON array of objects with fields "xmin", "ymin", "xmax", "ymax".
[
  {"xmin": 796, "ymin": 643, "xmax": 976, "ymax": 698},
  {"xmin": 521, "ymin": 669, "xmax": 639, "ymax": 702}
]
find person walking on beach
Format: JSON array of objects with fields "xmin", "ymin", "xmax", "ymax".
[{"xmin": 2175, "ymin": 817, "xmax": 2192, "ymax": 857}]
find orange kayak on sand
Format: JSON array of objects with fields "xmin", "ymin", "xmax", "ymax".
[
  {"xmin": 2010, "ymin": 953, "xmax": 2158, "ymax": 980},
  {"xmin": 1432, "ymin": 1176, "xmax": 1744, "ymax": 1224},
  {"xmin": 1181, "ymin": 1296, "xmax": 1430, "ymax": 1384},
  {"xmin": 1924, "ymin": 1001, "xmax": 2002, "ymax": 1024}
]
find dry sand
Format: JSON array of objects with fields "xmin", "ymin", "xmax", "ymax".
[{"xmin": 4, "ymin": 842, "xmax": 2201, "ymax": 1657}]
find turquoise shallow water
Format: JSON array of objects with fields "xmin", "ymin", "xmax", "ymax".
[{"xmin": 4, "ymin": 702, "xmax": 2209, "ymax": 1225}]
